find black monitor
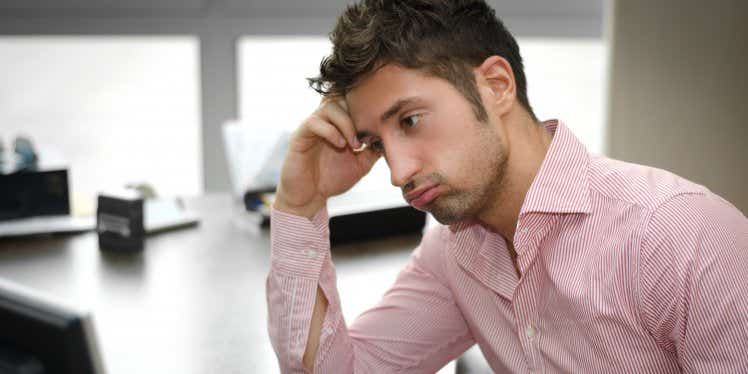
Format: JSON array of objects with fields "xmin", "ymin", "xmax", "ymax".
[{"xmin": 0, "ymin": 278, "xmax": 106, "ymax": 374}]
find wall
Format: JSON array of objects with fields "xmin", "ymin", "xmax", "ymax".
[{"xmin": 607, "ymin": 0, "xmax": 748, "ymax": 213}]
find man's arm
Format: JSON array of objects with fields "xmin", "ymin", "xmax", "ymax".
[
  {"xmin": 639, "ymin": 193, "xmax": 748, "ymax": 372},
  {"xmin": 265, "ymin": 94, "xmax": 379, "ymax": 372},
  {"xmin": 302, "ymin": 285, "xmax": 327, "ymax": 371},
  {"xmin": 267, "ymin": 207, "xmax": 474, "ymax": 373}
]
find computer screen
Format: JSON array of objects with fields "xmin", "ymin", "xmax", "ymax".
[{"xmin": 0, "ymin": 278, "xmax": 106, "ymax": 374}]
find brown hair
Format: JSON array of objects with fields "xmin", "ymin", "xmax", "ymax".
[{"xmin": 309, "ymin": 0, "xmax": 536, "ymax": 122}]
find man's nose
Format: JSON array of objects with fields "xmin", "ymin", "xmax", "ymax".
[{"xmin": 387, "ymin": 147, "xmax": 420, "ymax": 188}]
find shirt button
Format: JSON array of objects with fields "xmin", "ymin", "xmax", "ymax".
[
  {"xmin": 525, "ymin": 324, "xmax": 536, "ymax": 338},
  {"xmin": 521, "ymin": 228, "xmax": 529, "ymax": 235},
  {"xmin": 306, "ymin": 249, "xmax": 317, "ymax": 259}
]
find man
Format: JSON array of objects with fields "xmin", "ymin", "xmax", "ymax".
[{"xmin": 266, "ymin": 0, "xmax": 748, "ymax": 372}]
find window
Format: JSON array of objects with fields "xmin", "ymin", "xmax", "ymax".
[
  {"xmin": 239, "ymin": 35, "xmax": 607, "ymax": 152},
  {"xmin": 520, "ymin": 37, "xmax": 608, "ymax": 154},
  {"xmin": 0, "ymin": 36, "xmax": 201, "ymax": 213}
]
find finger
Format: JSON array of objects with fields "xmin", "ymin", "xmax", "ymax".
[
  {"xmin": 356, "ymin": 145, "xmax": 381, "ymax": 173},
  {"xmin": 337, "ymin": 97, "xmax": 351, "ymax": 117},
  {"xmin": 317, "ymin": 98, "xmax": 360, "ymax": 149},
  {"xmin": 301, "ymin": 115, "xmax": 347, "ymax": 149}
]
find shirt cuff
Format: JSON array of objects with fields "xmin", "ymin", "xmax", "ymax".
[{"xmin": 270, "ymin": 206, "xmax": 330, "ymax": 279}]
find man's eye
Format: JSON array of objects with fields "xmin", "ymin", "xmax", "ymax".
[
  {"xmin": 369, "ymin": 140, "xmax": 384, "ymax": 153},
  {"xmin": 402, "ymin": 114, "xmax": 421, "ymax": 128}
]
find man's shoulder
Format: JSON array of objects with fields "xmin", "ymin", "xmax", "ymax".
[
  {"xmin": 642, "ymin": 188, "xmax": 747, "ymax": 251},
  {"xmin": 586, "ymin": 156, "xmax": 748, "ymax": 255},
  {"xmin": 586, "ymin": 155, "xmax": 712, "ymax": 212}
]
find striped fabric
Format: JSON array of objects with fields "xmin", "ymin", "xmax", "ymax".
[{"xmin": 267, "ymin": 120, "xmax": 748, "ymax": 373}]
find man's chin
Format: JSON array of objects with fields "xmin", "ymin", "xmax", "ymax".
[
  {"xmin": 427, "ymin": 195, "xmax": 485, "ymax": 226},
  {"xmin": 428, "ymin": 206, "xmax": 467, "ymax": 226},
  {"xmin": 432, "ymin": 215, "xmax": 461, "ymax": 226}
]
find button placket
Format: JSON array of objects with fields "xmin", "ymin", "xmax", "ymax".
[
  {"xmin": 513, "ymin": 274, "xmax": 544, "ymax": 372},
  {"xmin": 513, "ymin": 295, "xmax": 535, "ymax": 370},
  {"xmin": 525, "ymin": 324, "xmax": 536, "ymax": 339}
]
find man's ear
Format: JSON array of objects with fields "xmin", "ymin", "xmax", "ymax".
[{"xmin": 475, "ymin": 55, "xmax": 516, "ymax": 115}]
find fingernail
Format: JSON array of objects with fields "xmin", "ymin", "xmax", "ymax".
[
  {"xmin": 338, "ymin": 137, "xmax": 346, "ymax": 147},
  {"xmin": 351, "ymin": 137, "xmax": 361, "ymax": 148}
]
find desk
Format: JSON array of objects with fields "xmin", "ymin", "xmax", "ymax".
[{"xmin": 0, "ymin": 194, "xmax": 438, "ymax": 373}]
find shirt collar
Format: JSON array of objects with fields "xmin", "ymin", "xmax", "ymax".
[
  {"xmin": 448, "ymin": 120, "xmax": 592, "ymax": 235},
  {"xmin": 519, "ymin": 119, "xmax": 592, "ymax": 216}
]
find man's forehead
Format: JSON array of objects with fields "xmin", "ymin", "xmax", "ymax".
[
  {"xmin": 345, "ymin": 65, "xmax": 434, "ymax": 134},
  {"xmin": 346, "ymin": 64, "xmax": 429, "ymax": 103}
]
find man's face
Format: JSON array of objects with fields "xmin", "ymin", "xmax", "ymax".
[{"xmin": 346, "ymin": 64, "xmax": 508, "ymax": 224}]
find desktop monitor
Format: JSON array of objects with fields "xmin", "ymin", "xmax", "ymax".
[{"xmin": 0, "ymin": 278, "xmax": 106, "ymax": 374}]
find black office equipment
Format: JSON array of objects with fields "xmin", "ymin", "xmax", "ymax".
[
  {"xmin": 96, "ymin": 192, "xmax": 200, "ymax": 251},
  {"xmin": 0, "ymin": 169, "xmax": 70, "ymax": 222},
  {"xmin": 97, "ymin": 192, "xmax": 145, "ymax": 251},
  {"xmin": 0, "ymin": 278, "xmax": 106, "ymax": 374},
  {"xmin": 245, "ymin": 189, "xmax": 427, "ymax": 246},
  {"xmin": 328, "ymin": 205, "xmax": 426, "ymax": 245}
]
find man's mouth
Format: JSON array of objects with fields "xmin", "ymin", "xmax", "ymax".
[{"xmin": 405, "ymin": 184, "xmax": 441, "ymax": 210}]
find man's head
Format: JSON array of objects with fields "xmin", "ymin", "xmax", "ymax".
[
  {"xmin": 309, "ymin": 0, "xmax": 535, "ymax": 122},
  {"xmin": 310, "ymin": 0, "xmax": 536, "ymax": 224}
]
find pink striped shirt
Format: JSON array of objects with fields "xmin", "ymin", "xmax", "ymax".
[{"xmin": 267, "ymin": 120, "xmax": 748, "ymax": 373}]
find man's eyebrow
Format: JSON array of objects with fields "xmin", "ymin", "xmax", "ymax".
[
  {"xmin": 380, "ymin": 97, "xmax": 421, "ymax": 123},
  {"xmin": 356, "ymin": 97, "xmax": 423, "ymax": 140}
]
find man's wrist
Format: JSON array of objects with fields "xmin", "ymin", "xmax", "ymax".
[{"xmin": 272, "ymin": 194, "xmax": 326, "ymax": 220}]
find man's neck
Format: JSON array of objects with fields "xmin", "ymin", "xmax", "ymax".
[{"xmin": 478, "ymin": 113, "xmax": 553, "ymax": 243}]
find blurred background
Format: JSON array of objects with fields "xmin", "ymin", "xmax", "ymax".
[
  {"xmin": 1, "ymin": 0, "xmax": 744, "ymax": 212},
  {"xmin": 0, "ymin": 0, "xmax": 745, "ymax": 373},
  {"xmin": 1, "ymin": 0, "xmax": 610, "ymax": 214}
]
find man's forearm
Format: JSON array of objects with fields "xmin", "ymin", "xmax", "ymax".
[
  {"xmin": 272, "ymin": 198, "xmax": 329, "ymax": 370},
  {"xmin": 268, "ymin": 207, "xmax": 350, "ymax": 372},
  {"xmin": 273, "ymin": 192, "xmax": 326, "ymax": 221},
  {"xmin": 303, "ymin": 285, "xmax": 329, "ymax": 371}
]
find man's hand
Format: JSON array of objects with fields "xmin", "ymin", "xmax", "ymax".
[{"xmin": 274, "ymin": 97, "xmax": 380, "ymax": 218}]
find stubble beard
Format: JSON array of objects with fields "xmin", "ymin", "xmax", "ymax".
[{"xmin": 429, "ymin": 125, "xmax": 508, "ymax": 225}]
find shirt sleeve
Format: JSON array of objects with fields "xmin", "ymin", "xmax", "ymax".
[
  {"xmin": 266, "ymin": 207, "xmax": 474, "ymax": 373},
  {"xmin": 638, "ymin": 192, "xmax": 748, "ymax": 373}
]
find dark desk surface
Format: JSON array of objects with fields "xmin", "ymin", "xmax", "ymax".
[{"xmin": 0, "ymin": 194, "xmax": 427, "ymax": 374}]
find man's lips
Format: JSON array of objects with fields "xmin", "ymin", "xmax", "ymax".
[{"xmin": 405, "ymin": 184, "xmax": 441, "ymax": 210}]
